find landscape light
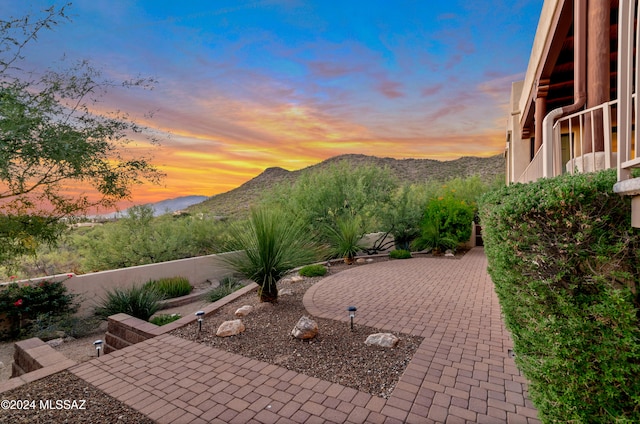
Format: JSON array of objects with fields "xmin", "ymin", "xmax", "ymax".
[
  {"xmin": 93, "ymin": 340, "xmax": 103, "ymax": 357},
  {"xmin": 195, "ymin": 310, "xmax": 205, "ymax": 332},
  {"xmin": 347, "ymin": 306, "xmax": 357, "ymax": 331}
]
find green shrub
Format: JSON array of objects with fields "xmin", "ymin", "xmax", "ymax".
[
  {"xmin": 207, "ymin": 276, "xmax": 243, "ymax": 302},
  {"xmin": 150, "ymin": 314, "xmax": 181, "ymax": 326},
  {"xmin": 479, "ymin": 169, "xmax": 640, "ymax": 423},
  {"xmin": 324, "ymin": 215, "xmax": 366, "ymax": 263},
  {"xmin": 413, "ymin": 194, "xmax": 474, "ymax": 253},
  {"xmin": 0, "ymin": 279, "xmax": 79, "ymax": 340},
  {"xmin": 224, "ymin": 207, "xmax": 321, "ymax": 303},
  {"xmin": 94, "ymin": 285, "xmax": 164, "ymax": 321},
  {"xmin": 389, "ymin": 249, "xmax": 412, "ymax": 259},
  {"xmin": 143, "ymin": 276, "xmax": 192, "ymax": 298},
  {"xmin": 299, "ymin": 264, "xmax": 327, "ymax": 277}
]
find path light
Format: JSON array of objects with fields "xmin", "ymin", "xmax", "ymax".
[
  {"xmin": 195, "ymin": 310, "xmax": 205, "ymax": 332},
  {"xmin": 93, "ymin": 340, "xmax": 103, "ymax": 357},
  {"xmin": 347, "ymin": 306, "xmax": 357, "ymax": 331}
]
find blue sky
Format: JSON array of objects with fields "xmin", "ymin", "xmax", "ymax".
[{"xmin": 4, "ymin": 0, "xmax": 543, "ymax": 203}]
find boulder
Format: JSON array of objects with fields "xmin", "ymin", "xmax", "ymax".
[
  {"xmin": 445, "ymin": 249, "xmax": 455, "ymax": 257},
  {"xmin": 290, "ymin": 276, "xmax": 304, "ymax": 283},
  {"xmin": 46, "ymin": 338, "xmax": 65, "ymax": 347},
  {"xmin": 234, "ymin": 305, "xmax": 253, "ymax": 317},
  {"xmin": 291, "ymin": 316, "xmax": 318, "ymax": 340},
  {"xmin": 365, "ymin": 333, "xmax": 399, "ymax": 348},
  {"xmin": 279, "ymin": 288, "xmax": 293, "ymax": 296},
  {"xmin": 216, "ymin": 319, "xmax": 245, "ymax": 337}
]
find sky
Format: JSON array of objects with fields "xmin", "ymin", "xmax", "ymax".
[{"xmin": 4, "ymin": 0, "xmax": 543, "ymax": 209}]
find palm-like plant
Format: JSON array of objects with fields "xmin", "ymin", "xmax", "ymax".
[
  {"xmin": 411, "ymin": 220, "xmax": 458, "ymax": 254},
  {"xmin": 224, "ymin": 208, "xmax": 320, "ymax": 303},
  {"xmin": 325, "ymin": 215, "xmax": 366, "ymax": 264}
]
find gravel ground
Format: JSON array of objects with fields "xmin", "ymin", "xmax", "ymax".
[
  {"xmin": 0, "ymin": 370, "xmax": 154, "ymax": 424},
  {"xmin": 171, "ymin": 260, "xmax": 424, "ymax": 399},
  {"xmin": 0, "ymin": 257, "xmax": 427, "ymax": 422}
]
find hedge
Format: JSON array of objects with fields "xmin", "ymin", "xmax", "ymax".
[{"xmin": 479, "ymin": 170, "xmax": 640, "ymax": 423}]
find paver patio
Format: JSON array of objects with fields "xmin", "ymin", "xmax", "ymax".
[{"xmin": 70, "ymin": 247, "xmax": 539, "ymax": 423}]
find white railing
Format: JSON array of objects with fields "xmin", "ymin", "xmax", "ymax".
[{"xmin": 552, "ymin": 100, "xmax": 618, "ymax": 176}]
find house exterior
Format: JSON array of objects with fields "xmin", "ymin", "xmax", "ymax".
[{"xmin": 505, "ymin": 0, "xmax": 640, "ymax": 226}]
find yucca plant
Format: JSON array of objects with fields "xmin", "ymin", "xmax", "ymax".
[
  {"xmin": 411, "ymin": 220, "xmax": 458, "ymax": 254},
  {"xmin": 324, "ymin": 215, "xmax": 366, "ymax": 264},
  {"xmin": 224, "ymin": 208, "xmax": 320, "ymax": 303},
  {"xmin": 94, "ymin": 285, "xmax": 164, "ymax": 321}
]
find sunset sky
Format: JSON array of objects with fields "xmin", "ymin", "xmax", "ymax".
[{"xmin": 5, "ymin": 1, "xmax": 543, "ymax": 208}]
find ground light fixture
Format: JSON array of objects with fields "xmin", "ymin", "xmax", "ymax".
[
  {"xmin": 195, "ymin": 310, "xmax": 205, "ymax": 332},
  {"xmin": 93, "ymin": 340, "xmax": 103, "ymax": 357},
  {"xmin": 347, "ymin": 306, "xmax": 357, "ymax": 331}
]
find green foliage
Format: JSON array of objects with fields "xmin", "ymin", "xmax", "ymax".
[
  {"xmin": 379, "ymin": 184, "xmax": 425, "ymax": 250},
  {"xmin": 479, "ymin": 169, "xmax": 640, "ymax": 423},
  {"xmin": 0, "ymin": 279, "xmax": 79, "ymax": 340},
  {"xmin": 94, "ymin": 285, "xmax": 164, "ymax": 321},
  {"xmin": 207, "ymin": 276, "xmax": 244, "ymax": 302},
  {"xmin": 413, "ymin": 194, "xmax": 475, "ymax": 252},
  {"xmin": 224, "ymin": 207, "xmax": 321, "ymax": 303},
  {"xmin": 149, "ymin": 314, "xmax": 181, "ymax": 326},
  {"xmin": 263, "ymin": 163, "xmax": 397, "ymax": 235},
  {"xmin": 299, "ymin": 264, "xmax": 327, "ymax": 277},
  {"xmin": 143, "ymin": 276, "xmax": 192, "ymax": 299},
  {"xmin": 0, "ymin": 6, "xmax": 162, "ymax": 262},
  {"xmin": 76, "ymin": 206, "xmax": 228, "ymax": 271},
  {"xmin": 324, "ymin": 215, "xmax": 367, "ymax": 263},
  {"xmin": 389, "ymin": 249, "xmax": 412, "ymax": 259}
]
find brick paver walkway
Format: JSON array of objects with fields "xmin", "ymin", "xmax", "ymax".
[{"xmin": 69, "ymin": 248, "xmax": 539, "ymax": 423}]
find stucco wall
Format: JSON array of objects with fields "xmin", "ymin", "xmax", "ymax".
[{"xmin": 1, "ymin": 252, "xmax": 238, "ymax": 316}]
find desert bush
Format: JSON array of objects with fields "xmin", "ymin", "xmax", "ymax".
[
  {"xmin": 94, "ymin": 285, "xmax": 164, "ymax": 321},
  {"xmin": 143, "ymin": 276, "xmax": 192, "ymax": 298},
  {"xmin": 150, "ymin": 314, "xmax": 181, "ymax": 326},
  {"xmin": 30, "ymin": 313, "xmax": 102, "ymax": 340},
  {"xmin": 207, "ymin": 275, "xmax": 244, "ymax": 302},
  {"xmin": 389, "ymin": 249, "xmax": 412, "ymax": 259},
  {"xmin": 299, "ymin": 264, "xmax": 327, "ymax": 277},
  {"xmin": 224, "ymin": 208, "xmax": 321, "ymax": 302},
  {"xmin": 262, "ymin": 163, "xmax": 397, "ymax": 236},
  {"xmin": 479, "ymin": 169, "xmax": 640, "ymax": 422},
  {"xmin": 413, "ymin": 194, "xmax": 475, "ymax": 252},
  {"xmin": 0, "ymin": 279, "xmax": 79, "ymax": 340}
]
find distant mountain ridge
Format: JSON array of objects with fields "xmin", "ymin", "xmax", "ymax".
[{"xmin": 188, "ymin": 154, "xmax": 504, "ymax": 218}]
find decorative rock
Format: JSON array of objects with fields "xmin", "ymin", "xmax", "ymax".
[
  {"xmin": 365, "ymin": 333, "xmax": 399, "ymax": 348},
  {"xmin": 279, "ymin": 278, "xmax": 292, "ymax": 284},
  {"xmin": 291, "ymin": 316, "xmax": 318, "ymax": 340},
  {"xmin": 444, "ymin": 250, "xmax": 455, "ymax": 257},
  {"xmin": 290, "ymin": 276, "xmax": 304, "ymax": 283},
  {"xmin": 46, "ymin": 338, "xmax": 64, "ymax": 347},
  {"xmin": 356, "ymin": 258, "xmax": 366, "ymax": 263},
  {"xmin": 216, "ymin": 319, "xmax": 245, "ymax": 337},
  {"xmin": 234, "ymin": 305, "xmax": 253, "ymax": 317},
  {"xmin": 366, "ymin": 258, "xmax": 374, "ymax": 263},
  {"xmin": 279, "ymin": 288, "xmax": 293, "ymax": 296}
]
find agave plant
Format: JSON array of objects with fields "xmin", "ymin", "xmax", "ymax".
[
  {"xmin": 324, "ymin": 215, "xmax": 366, "ymax": 264},
  {"xmin": 224, "ymin": 208, "xmax": 320, "ymax": 303}
]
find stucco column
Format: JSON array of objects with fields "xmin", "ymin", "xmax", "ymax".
[
  {"xmin": 534, "ymin": 79, "xmax": 550, "ymax": 154},
  {"xmin": 584, "ymin": 0, "xmax": 610, "ymax": 153}
]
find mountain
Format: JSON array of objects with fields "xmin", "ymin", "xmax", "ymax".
[
  {"xmin": 187, "ymin": 154, "xmax": 504, "ymax": 218},
  {"xmin": 98, "ymin": 195, "xmax": 209, "ymax": 219}
]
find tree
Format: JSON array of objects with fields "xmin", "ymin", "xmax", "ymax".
[{"xmin": 0, "ymin": 5, "xmax": 163, "ymax": 262}]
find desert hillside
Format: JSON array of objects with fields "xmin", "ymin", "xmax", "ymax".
[{"xmin": 188, "ymin": 154, "xmax": 504, "ymax": 217}]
